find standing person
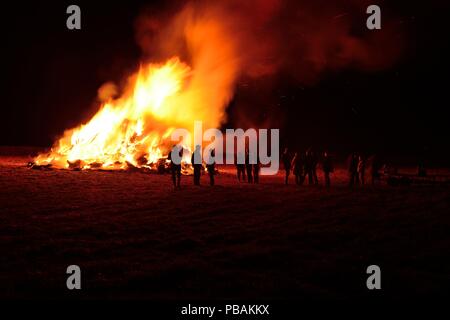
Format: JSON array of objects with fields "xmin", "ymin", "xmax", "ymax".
[
  {"xmin": 168, "ymin": 145, "xmax": 182, "ymax": 188},
  {"xmin": 417, "ymin": 155, "xmax": 427, "ymax": 177},
  {"xmin": 245, "ymin": 149, "xmax": 253, "ymax": 183},
  {"xmin": 253, "ymin": 154, "xmax": 260, "ymax": 184},
  {"xmin": 368, "ymin": 154, "xmax": 381, "ymax": 185},
  {"xmin": 206, "ymin": 149, "xmax": 216, "ymax": 186},
  {"xmin": 304, "ymin": 149, "xmax": 314, "ymax": 185},
  {"xmin": 191, "ymin": 145, "xmax": 202, "ymax": 186},
  {"xmin": 281, "ymin": 148, "xmax": 292, "ymax": 185},
  {"xmin": 357, "ymin": 155, "xmax": 366, "ymax": 185},
  {"xmin": 322, "ymin": 151, "xmax": 334, "ymax": 188},
  {"xmin": 236, "ymin": 151, "xmax": 246, "ymax": 182},
  {"xmin": 311, "ymin": 150, "xmax": 319, "ymax": 185},
  {"xmin": 292, "ymin": 152, "xmax": 305, "ymax": 185},
  {"xmin": 348, "ymin": 152, "xmax": 359, "ymax": 187}
]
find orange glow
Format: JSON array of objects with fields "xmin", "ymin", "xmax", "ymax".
[
  {"xmin": 35, "ymin": 3, "xmax": 240, "ymax": 170},
  {"xmin": 35, "ymin": 58, "xmax": 210, "ymax": 170}
]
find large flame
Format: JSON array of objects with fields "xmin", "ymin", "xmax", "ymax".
[
  {"xmin": 35, "ymin": 3, "xmax": 240, "ymax": 170},
  {"xmin": 35, "ymin": 58, "xmax": 206, "ymax": 170}
]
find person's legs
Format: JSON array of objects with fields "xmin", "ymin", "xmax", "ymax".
[
  {"xmin": 171, "ymin": 169, "xmax": 176, "ymax": 187},
  {"xmin": 176, "ymin": 168, "xmax": 181, "ymax": 187},
  {"xmin": 193, "ymin": 167, "xmax": 199, "ymax": 185},
  {"xmin": 247, "ymin": 167, "xmax": 252, "ymax": 183},
  {"xmin": 240, "ymin": 166, "xmax": 244, "ymax": 181}
]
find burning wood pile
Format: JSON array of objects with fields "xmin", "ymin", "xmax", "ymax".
[
  {"xmin": 31, "ymin": 58, "xmax": 191, "ymax": 172},
  {"xmin": 29, "ymin": 57, "xmax": 220, "ymax": 176},
  {"xmin": 29, "ymin": 149, "xmax": 194, "ymax": 175},
  {"xmin": 31, "ymin": 2, "xmax": 239, "ymax": 173}
]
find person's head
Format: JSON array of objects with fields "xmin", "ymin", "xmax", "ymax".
[
  {"xmin": 324, "ymin": 151, "xmax": 328, "ymax": 157},
  {"xmin": 284, "ymin": 147, "xmax": 288, "ymax": 154}
]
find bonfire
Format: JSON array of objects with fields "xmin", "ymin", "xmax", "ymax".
[{"xmin": 33, "ymin": 58, "xmax": 193, "ymax": 171}]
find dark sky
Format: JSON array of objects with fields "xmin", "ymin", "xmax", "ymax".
[{"xmin": 1, "ymin": 0, "xmax": 449, "ymax": 160}]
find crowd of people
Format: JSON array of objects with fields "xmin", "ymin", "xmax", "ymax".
[
  {"xmin": 167, "ymin": 145, "xmax": 381, "ymax": 188},
  {"xmin": 282, "ymin": 149, "xmax": 381, "ymax": 188}
]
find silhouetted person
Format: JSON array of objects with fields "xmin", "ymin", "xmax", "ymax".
[
  {"xmin": 253, "ymin": 155, "xmax": 260, "ymax": 184},
  {"xmin": 311, "ymin": 150, "xmax": 319, "ymax": 185},
  {"xmin": 304, "ymin": 149, "xmax": 314, "ymax": 185},
  {"xmin": 191, "ymin": 145, "xmax": 202, "ymax": 186},
  {"xmin": 236, "ymin": 151, "xmax": 246, "ymax": 182},
  {"xmin": 417, "ymin": 159, "xmax": 427, "ymax": 177},
  {"xmin": 282, "ymin": 148, "xmax": 291, "ymax": 185},
  {"xmin": 245, "ymin": 149, "xmax": 253, "ymax": 183},
  {"xmin": 368, "ymin": 155, "xmax": 381, "ymax": 185},
  {"xmin": 348, "ymin": 152, "xmax": 359, "ymax": 187},
  {"xmin": 168, "ymin": 145, "xmax": 182, "ymax": 188},
  {"xmin": 322, "ymin": 152, "xmax": 333, "ymax": 188},
  {"xmin": 292, "ymin": 152, "xmax": 305, "ymax": 185},
  {"xmin": 206, "ymin": 149, "xmax": 216, "ymax": 186},
  {"xmin": 357, "ymin": 155, "xmax": 366, "ymax": 185}
]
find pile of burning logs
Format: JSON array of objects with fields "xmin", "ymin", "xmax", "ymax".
[{"xmin": 27, "ymin": 158, "xmax": 196, "ymax": 175}]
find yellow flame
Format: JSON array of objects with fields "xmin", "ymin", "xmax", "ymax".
[{"xmin": 35, "ymin": 57, "xmax": 195, "ymax": 170}]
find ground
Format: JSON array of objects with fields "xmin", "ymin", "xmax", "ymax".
[{"xmin": 0, "ymin": 148, "xmax": 449, "ymax": 300}]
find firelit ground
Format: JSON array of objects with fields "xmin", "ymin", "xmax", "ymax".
[{"xmin": 0, "ymin": 149, "xmax": 448, "ymax": 300}]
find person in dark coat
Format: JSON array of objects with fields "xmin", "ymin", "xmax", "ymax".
[
  {"xmin": 245, "ymin": 149, "xmax": 253, "ymax": 183},
  {"xmin": 281, "ymin": 148, "xmax": 291, "ymax": 185},
  {"xmin": 191, "ymin": 145, "xmax": 202, "ymax": 186},
  {"xmin": 253, "ymin": 154, "xmax": 260, "ymax": 184},
  {"xmin": 236, "ymin": 151, "xmax": 246, "ymax": 182},
  {"xmin": 304, "ymin": 149, "xmax": 314, "ymax": 185},
  {"xmin": 168, "ymin": 145, "xmax": 182, "ymax": 188},
  {"xmin": 206, "ymin": 149, "xmax": 216, "ymax": 186},
  {"xmin": 291, "ymin": 152, "xmax": 305, "ymax": 185},
  {"xmin": 357, "ymin": 155, "xmax": 366, "ymax": 185},
  {"xmin": 322, "ymin": 151, "xmax": 334, "ymax": 188},
  {"xmin": 348, "ymin": 152, "xmax": 360, "ymax": 187},
  {"xmin": 368, "ymin": 154, "xmax": 381, "ymax": 185},
  {"xmin": 311, "ymin": 150, "xmax": 319, "ymax": 185}
]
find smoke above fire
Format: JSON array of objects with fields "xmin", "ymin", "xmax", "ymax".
[
  {"xmin": 135, "ymin": 0, "xmax": 404, "ymax": 129},
  {"xmin": 34, "ymin": 0, "xmax": 404, "ymax": 170},
  {"xmin": 136, "ymin": 0, "xmax": 403, "ymax": 84}
]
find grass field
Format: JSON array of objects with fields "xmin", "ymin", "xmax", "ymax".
[{"xmin": 0, "ymin": 150, "xmax": 449, "ymax": 300}]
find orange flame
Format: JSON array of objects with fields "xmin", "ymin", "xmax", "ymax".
[
  {"xmin": 35, "ymin": 4, "xmax": 240, "ymax": 170},
  {"xmin": 35, "ymin": 58, "xmax": 203, "ymax": 170}
]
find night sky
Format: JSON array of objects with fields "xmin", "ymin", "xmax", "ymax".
[{"xmin": 1, "ymin": 0, "xmax": 449, "ymax": 161}]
